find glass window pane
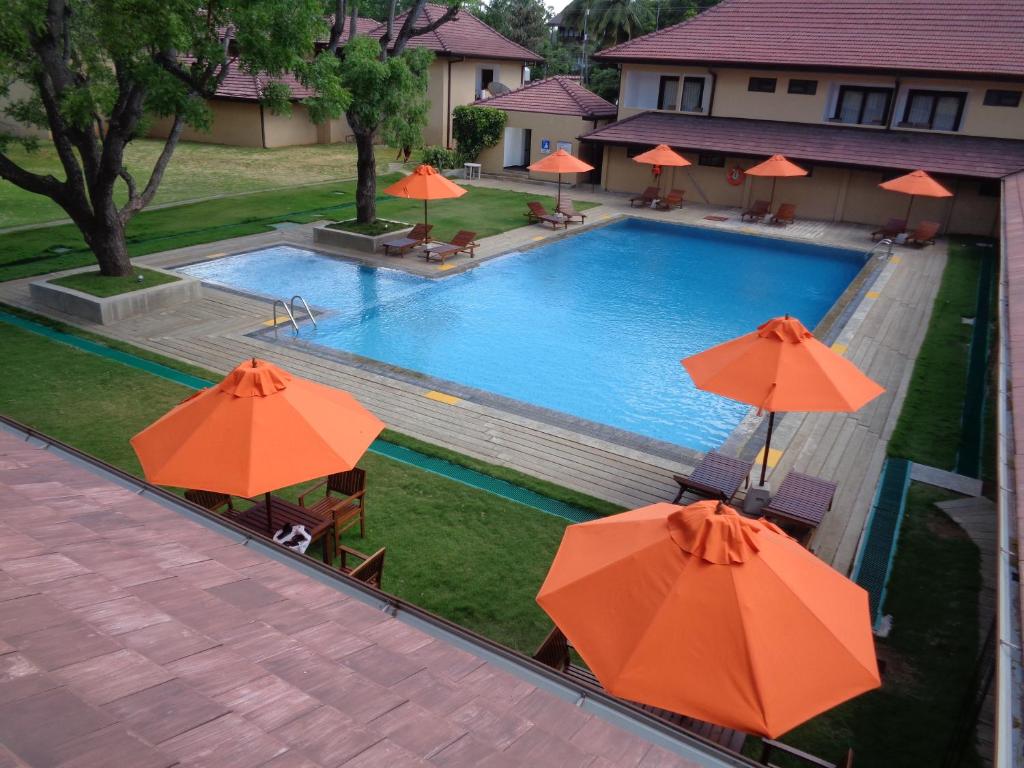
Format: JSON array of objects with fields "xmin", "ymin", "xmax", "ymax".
[
  {"xmin": 905, "ymin": 94, "xmax": 933, "ymax": 126},
  {"xmin": 933, "ymin": 95, "xmax": 960, "ymax": 130},
  {"xmin": 838, "ymin": 90, "xmax": 864, "ymax": 123},
  {"xmin": 863, "ymin": 91, "xmax": 889, "ymax": 124},
  {"xmin": 658, "ymin": 77, "xmax": 679, "ymax": 110},
  {"xmin": 681, "ymin": 78, "xmax": 703, "ymax": 112}
]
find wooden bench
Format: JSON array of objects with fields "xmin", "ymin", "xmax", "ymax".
[
  {"xmin": 761, "ymin": 471, "xmax": 837, "ymax": 544},
  {"xmin": 672, "ymin": 451, "xmax": 753, "ymax": 504}
]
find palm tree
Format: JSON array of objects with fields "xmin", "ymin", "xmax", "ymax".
[{"xmin": 560, "ymin": 0, "xmax": 654, "ymax": 50}]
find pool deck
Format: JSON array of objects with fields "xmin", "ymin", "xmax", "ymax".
[{"xmin": 0, "ymin": 183, "xmax": 945, "ymax": 575}]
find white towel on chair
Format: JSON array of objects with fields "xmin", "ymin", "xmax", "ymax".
[{"xmin": 273, "ymin": 523, "xmax": 311, "ymax": 554}]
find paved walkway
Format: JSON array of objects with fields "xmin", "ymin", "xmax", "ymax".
[{"xmin": 0, "ymin": 188, "xmax": 946, "ymax": 575}]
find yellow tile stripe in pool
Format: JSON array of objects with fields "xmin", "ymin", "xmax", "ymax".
[
  {"xmin": 831, "ymin": 342, "xmax": 848, "ymax": 355},
  {"xmin": 890, "ymin": 255, "xmax": 902, "ymax": 265},
  {"xmin": 262, "ymin": 316, "xmax": 293, "ymax": 327},
  {"xmin": 865, "ymin": 291, "xmax": 880, "ymax": 299},
  {"xmin": 425, "ymin": 390, "xmax": 461, "ymax": 405},
  {"xmin": 754, "ymin": 446, "xmax": 783, "ymax": 469},
  {"xmin": 532, "ymin": 235, "xmax": 546, "ymax": 242},
  {"xmin": 206, "ymin": 252, "xmax": 227, "ymax": 260},
  {"xmin": 437, "ymin": 264, "xmax": 457, "ymax": 271}
]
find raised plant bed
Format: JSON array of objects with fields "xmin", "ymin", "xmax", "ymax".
[
  {"xmin": 313, "ymin": 219, "xmax": 412, "ymax": 253},
  {"xmin": 30, "ymin": 265, "xmax": 202, "ymax": 325}
]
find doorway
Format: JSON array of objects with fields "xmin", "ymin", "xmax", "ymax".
[{"xmin": 502, "ymin": 127, "xmax": 532, "ymax": 169}]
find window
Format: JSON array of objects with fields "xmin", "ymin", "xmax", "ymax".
[
  {"xmin": 680, "ymin": 77, "xmax": 705, "ymax": 112},
  {"xmin": 698, "ymin": 153, "xmax": 725, "ymax": 167},
  {"xmin": 657, "ymin": 76, "xmax": 679, "ymax": 111},
  {"xmin": 748, "ymin": 77, "xmax": 777, "ymax": 93},
  {"xmin": 984, "ymin": 89, "xmax": 1021, "ymax": 107},
  {"xmin": 901, "ymin": 90, "xmax": 966, "ymax": 131},
  {"xmin": 832, "ymin": 86, "xmax": 892, "ymax": 126},
  {"xmin": 788, "ymin": 79, "xmax": 818, "ymax": 95},
  {"xmin": 477, "ymin": 67, "xmax": 496, "ymax": 98}
]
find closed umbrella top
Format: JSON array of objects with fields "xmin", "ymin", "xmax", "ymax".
[
  {"xmin": 744, "ymin": 154, "xmax": 808, "ymax": 178},
  {"xmin": 528, "ymin": 148, "xmax": 594, "ymax": 174},
  {"xmin": 682, "ymin": 315, "xmax": 884, "ymax": 413},
  {"xmin": 130, "ymin": 358, "xmax": 385, "ymax": 497},
  {"xmin": 879, "ymin": 169, "xmax": 952, "ymax": 198},
  {"xmin": 383, "ymin": 163, "xmax": 467, "ymax": 200},
  {"xmin": 632, "ymin": 144, "xmax": 691, "ymax": 168},
  {"xmin": 537, "ymin": 500, "xmax": 881, "ymax": 737}
]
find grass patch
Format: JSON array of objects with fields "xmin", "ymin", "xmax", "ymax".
[
  {"xmin": 326, "ymin": 218, "xmax": 408, "ymax": 235},
  {"xmin": 0, "ymin": 180, "xmax": 591, "ymax": 281},
  {"xmin": 751, "ymin": 482, "xmax": 981, "ymax": 767},
  {"xmin": 887, "ymin": 238, "xmax": 988, "ymax": 469},
  {"xmin": 50, "ymin": 267, "xmax": 179, "ymax": 297}
]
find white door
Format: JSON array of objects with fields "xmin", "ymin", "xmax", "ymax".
[{"xmin": 503, "ymin": 127, "xmax": 526, "ymax": 168}]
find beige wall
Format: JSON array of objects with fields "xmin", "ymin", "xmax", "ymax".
[
  {"xmin": 0, "ymin": 80, "xmax": 49, "ymax": 139},
  {"xmin": 434, "ymin": 57, "xmax": 526, "ymax": 147},
  {"xmin": 600, "ymin": 145, "xmax": 999, "ymax": 235},
  {"xmin": 149, "ymin": 100, "xmax": 264, "ymax": 147},
  {"xmin": 616, "ymin": 63, "xmax": 1024, "ymax": 140},
  {"xmin": 423, "ymin": 59, "xmax": 449, "ymax": 147},
  {"xmin": 476, "ymin": 111, "xmax": 606, "ymax": 179}
]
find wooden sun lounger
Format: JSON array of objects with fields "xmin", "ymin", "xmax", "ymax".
[
  {"xmin": 657, "ymin": 189, "xmax": 685, "ymax": 210},
  {"xmin": 382, "ymin": 223, "xmax": 432, "ymax": 257},
  {"xmin": 770, "ymin": 203, "xmax": 796, "ymax": 226},
  {"xmin": 761, "ymin": 471, "xmax": 837, "ymax": 545},
  {"xmin": 906, "ymin": 220, "xmax": 940, "ymax": 247},
  {"xmin": 741, "ymin": 200, "xmax": 770, "ymax": 222},
  {"xmin": 533, "ymin": 626, "xmax": 747, "ymax": 753},
  {"xmin": 671, "ymin": 451, "xmax": 753, "ymax": 504},
  {"xmin": 526, "ymin": 201, "xmax": 568, "ymax": 229},
  {"xmin": 557, "ymin": 199, "xmax": 587, "ymax": 223},
  {"xmin": 630, "ymin": 186, "xmax": 660, "ymax": 208},
  {"xmin": 871, "ymin": 217, "xmax": 906, "ymax": 241}
]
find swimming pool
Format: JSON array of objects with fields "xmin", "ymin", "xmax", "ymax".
[{"xmin": 180, "ymin": 219, "xmax": 866, "ymax": 450}]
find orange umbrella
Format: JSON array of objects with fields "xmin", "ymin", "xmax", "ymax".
[
  {"xmin": 879, "ymin": 169, "xmax": 952, "ymax": 224},
  {"xmin": 383, "ymin": 164, "xmax": 466, "ymax": 242},
  {"xmin": 528, "ymin": 149, "xmax": 593, "ymax": 209},
  {"xmin": 632, "ymin": 143, "xmax": 691, "ymax": 196},
  {"xmin": 682, "ymin": 316, "xmax": 884, "ymax": 485},
  {"xmin": 131, "ymin": 358, "xmax": 384, "ymax": 510},
  {"xmin": 537, "ymin": 499, "xmax": 880, "ymax": 737},
  {"xmin": 744, "ymin": 154, "xmax": 808, "ymax": 211}
]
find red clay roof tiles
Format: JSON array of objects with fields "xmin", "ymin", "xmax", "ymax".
[
  {"xmin": 474, "ymin": 75, "xmax": 617, "ymax": 119},
  {"xmin": 583, "ymin": 112, "xmax": 1024, "ymax": 178},
  {"xmin": 597, "ymin": 0, "xmax": 1024, "ymax": 77},
  {"xmin": 0, "ymin": 427, "xmax": 717, "ymax": 768},
  {"xmin": 376, "ymin": 4, "xmax": 539, "ymax": 61}
]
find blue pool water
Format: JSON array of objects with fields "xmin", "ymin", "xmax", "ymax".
[{"xmin": 180, "ymin": 219, "xmax": 865, "ymax": 450}]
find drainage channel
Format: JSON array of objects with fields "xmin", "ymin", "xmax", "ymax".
[{"xmin": 0, "ymin": 310, "xmax": 600, "ymax": 523}]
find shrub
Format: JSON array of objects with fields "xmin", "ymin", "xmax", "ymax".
[
  {"xmin": 421, "ymin": 145, "xmax": 460, "ymax": 170},
  {"xmin": 452, "ymin": 105, "xmax": 507, "ymax": 163}
]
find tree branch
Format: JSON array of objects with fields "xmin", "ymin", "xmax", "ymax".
[
  {"xmin": 119, "ymin": 114, "xmax": 183, "ymax": 224},
  {"xmin": 118, "ymin": 167, "xmax": 137, "ymax": 201},
  {"xmin": 392, "ymin": 0, "xmax": 461, "ymax": 56},
  {"xmin": 327, "ymin": 0, "xmax": 347, "ymax": 53},
  {"xmin": 0, "ymin": 152, "xmax": 66, "ymax": 200}
]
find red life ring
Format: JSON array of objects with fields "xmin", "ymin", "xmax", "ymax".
[
  {"xmin": 652, "ymin": 164, "xmax": 662, "ymax": 177},
  {"xmin": 726, "ymin": 166, "xmax": 745, "ymax": 186}
]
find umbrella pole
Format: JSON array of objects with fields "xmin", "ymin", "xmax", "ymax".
[
  {"xmin": 424, "ymin": 199, "xmax": 429, "ymax": 243},
  {"xmin": 905, "ymin": 195, "xmax": 914, "ymax": 226},
  {"xmin": 265, "ymin": 491, "xmax": 273, "ymax": 534},
  {"xmin": 769, "ymin": 178, "xmax": 777, "ymax": 213},
  {"xmin": 759, "ymin": 412, "xmax": 776, "ymax": 486},
  {"xmin": 557, "ymin": 174, "xmax": 562, "ymax": 211}
]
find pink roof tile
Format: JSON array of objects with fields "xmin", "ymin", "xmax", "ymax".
[
  {"xmin": 209, "ymin": 59, "xmax": 317, "ymax": 102},
  {"xmin": 0, "ymin": 426, "xmax": 725, "ymax": 767},
  {"xmin": 374, "ymin": 4, "xmax": 540, "ymax": 61},
  {"xmin": 583, "ymin": 112, "xmax": 1024, "ymax": 178},
  {"xmin": 597, "ymin": 0, "xmax": 1024, "ymax": 77},
  {"xmin": 474, "ymin": 75, "xmax": 617, "ymax": 119}
]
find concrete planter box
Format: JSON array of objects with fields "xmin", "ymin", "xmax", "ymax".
[
  {"xmin": 313, "ymin": 221, "xmax": 412, "ymax": 253},
  {"xmin": 30, "ymin": 266, "xmax": 202, "ymax": 325}
]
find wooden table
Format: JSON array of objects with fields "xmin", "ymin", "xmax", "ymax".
[{"xmin": 229, "ymin": 495, "xmax": 336, "ymax": 564}]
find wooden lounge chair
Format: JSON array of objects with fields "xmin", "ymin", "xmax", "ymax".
[
  {"xmin": 758, "ymin": 740, "xmax": 854, "ymax": 768},
  {"xmin": 870, "ymin": 217, "xmax": 906, "ymax": 241},
  {"xmin": 671, "ymin": 451, "xmax": 753, "ymax": 504},
  {"xmin": 338, "ymin": 544, "xmax": 386, "ymax": 588},
  {"xmin": 770, "ymin": 203, "xmax": 796, "ymax": 226},
  {"xmin": 557, "ymin": 199, "xmax": 587, "ymax": 223},
  {"xmin": 533, "ymin": 626, "xmax": 746, "ymax": 752},
  {"xmin": 657, "ymin": 189, "xmax": 685, "ymax": 210},
  {"xmin": 761, "ymin": 471, "xmax": 837, "ymax": 545},
  {"xmin": 741, "ymin": 200, "xmax": 770, "ymax": 223},
  {"xmin": 630, "ymin": 186, "xmax": 660, "ymax": 208},
  {"xmin": 906, "ymin": 220, "xmax": 940, "ymax": 247},
  {"xmin": 449, "ymin": 229, "xmax": 479, "ymax": 257},
  {"xmin": 298, "ymin": 467, "xmax": 366, "ymax": 540},
  {"xmin": 185, "ymin": 489, "xmax": 236, "ymax": 513},
  {"xmin": 421, "ymin": 230, "xmax": 479, "ymax": 263},
  {"xmin": 382, "ymin": 223, "xmax": 432, "ymax": 257},
  {"xmin": 526, "ymin": 201, "xmax": 568, "ymax": 230}
]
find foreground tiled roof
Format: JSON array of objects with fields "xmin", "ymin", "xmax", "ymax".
[
  {"xmin": 376, "ymin": 4, "xmax": 540, "ymax": 61},
  {"xmin": 474, "ymin": 76, "xmax": 617, "ymax": 119},
  {"xmin": 582, "ymin": 112, "xmax": 1024, "ymax": 179},
  {"xmin": 596, "ymin": 0, "xmax": 1024, "ymax": 77},
  {"xmin": 209, "ymin": 59, "xmax": 315, "ymax": 102},
  {"xmin": 0, "ymin": 425, "xmax": 725, "ymax": 768}
]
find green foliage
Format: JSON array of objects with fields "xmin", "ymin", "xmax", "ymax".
[
  {"xmin": 588, "ymin": 65, "xmax": 620, "ymax": 102},
  {"xmin": 451, "ymin": 106, "xmax": 507, "ymax": 163},
  {"xmin": 560, "ymin": 0, "xmax": 652, "ymax": 49},
  {"xmin": 421, "ymin": 145, "xmax": 460, "ymax": 170},
  {"xmin": 482, "ymin": 0, "xmax": 551, "ymax": 52},
  {"xmin": 50, "ymin": 267, "xmax": 178, "ymax": 297}
]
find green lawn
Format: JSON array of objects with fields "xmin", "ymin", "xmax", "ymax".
[
  {"xmin": 0, "ymin": 320, "xmax": 582, "ymax": 653},
  {"xmin": 887, "ymin": 238, "xmax": 990, "ymax": 469},
  {"xmin": 50, "ymin": 266, "xmax": 179, "ymax": 296},
  {"xmin": 0, "ymin": 179, "xmax": 587, "ymax": 281},
  {"xmin": 0, "ymin": 140, "xmax": 382, "ymax": 229}
]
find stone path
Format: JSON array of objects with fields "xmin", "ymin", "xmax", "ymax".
[{"xmin": 910, "ymin": 463, "xmax": 985, "ymax": 497}]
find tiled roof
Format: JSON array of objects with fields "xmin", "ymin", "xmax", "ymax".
[
  {"xmin": 582, "ymin": 112, "xmax": 1024, "ymax": 178},
  {"xmin": 0, "ymin": 424, "xmax": 726, "ymax": 768},
  {"xmin": 596, "ymin": 0, "xmax": 1024, "ymax": 77},
  {"xmin": 317, "ymin": 15, "xmax": 383, "ymax": 44},
  {"xmin": 374, "ymin": 4, "xmax": 540, "ymax": 61},
  {"xmin": 474, "ymin": 76, "xmax": 617, "ymax": 119},
  {"xmin": 208, "ymin": 59, "xmax": 315, "ymax": 102}
]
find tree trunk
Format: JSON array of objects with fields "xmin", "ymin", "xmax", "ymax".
[
  {"xmin": 84, "ymin": 214, "xmax": 133, "ymax": 277},
  {"xmin": 354, "ymin": 127, "xmax": 377, "ymax": 224}
]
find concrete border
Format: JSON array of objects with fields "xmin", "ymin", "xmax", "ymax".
[{"xmin": 313, "ymin": 220, "xmax": 412, "ymax": 253}]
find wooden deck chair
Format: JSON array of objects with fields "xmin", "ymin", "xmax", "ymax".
[
  {"xmin": 557, "ymin": 199, "xmax": 587, "ymax": 223},
  {"xmin": 338, "ymin": 544, "xmax": 386, "ymax": 588},
  {"xmin": 657, "ymin": 189, "xmax": 685, "ymax": 210},
  {"xmin": 185, "ymin": 489, "xmax": 235, "ymax": 513},
  {"xmin": 741, "ymin": 200, "xmax": 770, "ymax": 222},
  {"xmin": 671, "ymin": 451, "xmax": 752, "ymax": 504},
  {"xmin": 871, "ymin": 217, "xmax": 906, "ymax": 241},
  {"xmin": 629, "ymin": 186, "xmax": 660, "ymax": 208},
  {"xmin": 770, "ymin": 203, "xmax": 797, "ymax": 226},
  {"xmin": 449, "ymin": 229, "xmax": 479, "ymax": 257},
  {"xmin": 526, "ymin": 201, "xmax": 568, "ymax": 229},
  {"xmin": 761, "ymin": 471, "xmax": 836, "ymax": 546},
  {"xmin": 382, "ymin": 223, "xmax": 433, "ymax": 256},
  {"xmin": 906, "ymin": 220, "xmax": 940, "ymax": 247},
  {"xmin": 298, "ymin": 467, "xmax": 366, "ymax": 539}
]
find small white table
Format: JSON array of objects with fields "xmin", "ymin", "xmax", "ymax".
[{"xmin": 464, "ymin": 162, "xmax": 481, "ymax": 180}]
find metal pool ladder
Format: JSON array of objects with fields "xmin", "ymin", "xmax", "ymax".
[
  {"xmin": 867, "ymin": 238, "xmax": 895, "ymax": 259},
  {"xmin": 272, "ymin": 295, "xmax": 317, "ymax": 332}
]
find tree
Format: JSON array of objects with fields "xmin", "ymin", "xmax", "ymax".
[
  {"xmin": 0, "ymin": 0, "xmax": 348, "ymax": 276},
  {"xmin": 560, "ymin": 0, "xmax": 652, "ymax": 50},
  {"xmin": 325, "ymin": 0, "xmax": 462, "ymax": 223},
  {"xmin": 483, "ymin": 0, "xmax": 551, "ymax": 53},
  {"xmin": 451, "ymin": 105, "xmax": 506, "ymax": 162}
]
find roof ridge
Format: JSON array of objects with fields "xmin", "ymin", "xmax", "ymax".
[{"xmin": 559, "ymin": 76, "xmax": 595, "ymax": 115}]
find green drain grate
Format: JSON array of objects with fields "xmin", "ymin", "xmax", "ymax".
[
  {"xmin": 851, "ymin": 457, "xmax": 911, "ymax": 623},
  {"xmin": 0, "ymin": 310, "xmax": 600, "ymax": 524}
]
